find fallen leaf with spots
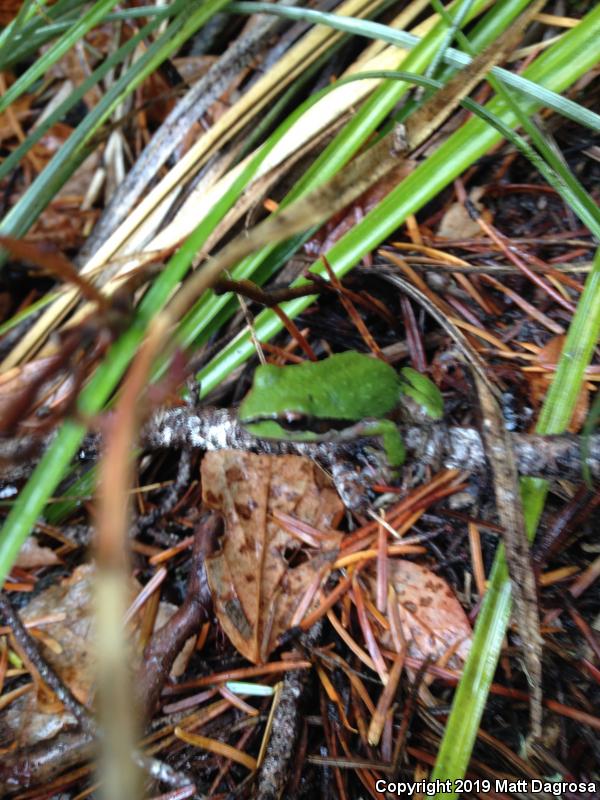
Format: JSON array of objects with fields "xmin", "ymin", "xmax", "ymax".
[
  {"xmin": 202, "ymin": 450, "xmax": 344, "ymax": 663},
  {"xmin": 372, "ymin": 560, "xmax": 472, "ymax": 666}
]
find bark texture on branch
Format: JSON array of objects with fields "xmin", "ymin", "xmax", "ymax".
[
  {"xmin": 2, "ymin": 409, "xmax": 598, "ymax": 507},
  {"xmin": 255, "ymin": 624, "xmax": 321, "ymax": 800},
  {"xmin": 142, "ymin": 407, "xmax": 600, "ymax": 481},
  {"xmin": 137, "ymin": 407, "xmax": 600, "ymax": 509}
]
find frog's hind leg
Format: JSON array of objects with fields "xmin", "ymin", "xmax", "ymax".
[{"xmin": 362, "ymin": 419, "xmax": 406, "ymax": 469}]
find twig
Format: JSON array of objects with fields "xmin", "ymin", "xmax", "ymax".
[
  {"xmin": 3, "ymin": 410, "xmax": 599, "ymax": 509},
  {"xmin": 141, "ymin": 406, "xmax": 600, "ymax": 478},
  {"xmin": 472, "ymin": 366, "xmax": 543, "ymax": 741},
  {"xmin": 133, "ymin": 447, "xmax": 193, "ymax": 537},
  {"xmin": 255, "ymin": 623, "xmax": 322, "ymax": 800},
  {"xmin": 137, "ymin": 515, "xmax": 217, "ymax": 716},
  {"xmin": 0, "ymin": 730, "xmax": 95, "ymax": 796}
]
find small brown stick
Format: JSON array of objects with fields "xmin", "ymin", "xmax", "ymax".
[
  {"xmin": 563, "ymin": 596, "xmax": 600, "ymax": 663},
  {"xmin": 0, "ymin": 237, "xmax": 109, "ymax": 312},
  {"xmin": 136, "ymin": 515, "xmax": 217, "ymax": 717},
  {"xmin": 0, "ymin": 730, "xmax": 95, "ymax": 796},
  {"xmin": 472, "ymin": 367, "xmax": 543, "ymax": 742},
  {"xmin": 390, "ymin": 659, "xmax": 430, "ymax": 774},
  {"xmin": 213, "ymin": 277, "xmax": 322, "ymax": 306}
]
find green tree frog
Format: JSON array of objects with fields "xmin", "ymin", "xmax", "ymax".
[{"xmin": 239, "ymin": 351, "xmax": 443, "ymax": 468}]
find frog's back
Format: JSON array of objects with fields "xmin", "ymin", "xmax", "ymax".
[
  {"xmin": 297, "ymin": 351, "xmax": 399, "ymax": 420},
  {"xmin": 239, "ymin": 351, "xmax": 400, "ymax": 422}
]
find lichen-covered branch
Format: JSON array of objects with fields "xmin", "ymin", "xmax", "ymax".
[
  {"xmin": 2, "ymin": 409, "xmax": 598, "ymax": 510},
  {"xmin": 142, "ymin": 406, "xmax": 600, "ymax": 481}
]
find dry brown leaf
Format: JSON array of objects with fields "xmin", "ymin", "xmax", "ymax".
[
  {"xmin": 531, "ymin": 335, "xmax": 589, "ymax": 432},
  {"xmin": 371, "ymin": 560, "xmax": 472, "ymax": 666},
  {"xmin": 0, "ymin": 94, "xmax": 33, "ymax": 143},
  {"xmin": 0, "ymin": 564, "xmax": 189, "ymax": 749},
  {"xmin": 15, "ymin": 536, "xmax": 60, "ymax": 569},
  {"xmin": 0, "ymin": 564, "xmax": 97, "ymax": 749},
  {"xmin": 18, "ymin": 564, "xmax": 100, "ymax": 707},
  {"xmin": 437, "ymin": 187, "xmax": 488, "ymax": 240},
  {"xmin": 202, "ymin": 451, "xmax": 344, "ymax": 663},
  {"xmin": 0, "ymin": 355, "xmax": 73, "ymax": 434}
]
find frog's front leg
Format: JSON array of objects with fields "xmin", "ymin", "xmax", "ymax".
[{"xmin": 243, "ymin": 418, "xmax": 405, "ymax": 470}]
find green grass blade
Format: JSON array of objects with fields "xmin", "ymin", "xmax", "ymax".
[
  {"xmin": 0, "ymin": 0, "xmax": 121, "ymax": 115},
  {"xmin": 425, "ymin": 0, "xmax": 476, "ymax": 80},
  {"xmin": 0, "ymin": 293, "xmax": 60, "ymax": 337},
  {"xmin": 1, "ymin": 4, "xmax": 176, "ymax": 71},
  {"xmin": 0, "ymin": 0, "xmax": 230, "ymax": 250},
  {"xmin": 230, "ymin": 1, "xmax": 600, "ymax": 132},
  {"xmin": 0, "ymin": 5, "xmax": 175, "ymax": 184}
]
